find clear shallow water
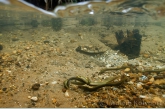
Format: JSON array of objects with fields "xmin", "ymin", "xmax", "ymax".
[{"xmin": 0, "ymin": 0, "xmax": 165, "ymax": 108}]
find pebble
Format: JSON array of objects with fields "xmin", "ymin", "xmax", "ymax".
[
  {"xmin": 158, "ymin": 85, "xmax": 165, "ymax": 89},
  {"xmin": 152, "ymin": 97, "xmax": 163, "ymax": 103},
  {"xmin": 12, "ymin": 50, "xmax": 17, "ymax": 54},
  {"xmin": 51, "ymin": 81, "xmax": 57, "ymax": 84},
  {"xmin": 137, "ymin": 83, "xmax": 143, "ymax": 89},
  {"xmin": 45, "ymin": 82, "xmax": 49, "ymax": 85},
  {"xmin": 0, "ymin": 44, "xmax": 3, "ymax": 50},
  {"xmin": 149, "ymin": 77, "xmax": 154, "ymax": 83},
  {"xmin": 154, "ymin": 75, "xmax": 164, "ymax": 80},
  {"xmin": 12, "ymin": 37, "xmax": 19, "ymax": 41},
  {"xmin": 146, "ymin": 81, "xmax": 153, "ymax": 85},
  {"xmin": 31, "ymin": 83, "xmax": 40, "ymax": 90},
  {"xmin": 52, "ymin": 98, "xmax": 57, "ymax": 104},
  {"xmin": 149, "ymin": 88, "xmax": 156, "ymax": 94},
  {"xmin": 142, "ymin": 84, "xmax": 150, "ymax": 90},
  {"xmin": 143, "ymin": 54, "xmax": 150, "ymax": 58},
  {"xmin": 62, "ymin": 88, "xmax": 67, "ymax": 93},
  {"xmin": 125, "ymin": 73, "xmax": 130, "ymax": 77},
  {"xmin": 70, "ymin": 39, "xmax": 77, "ymax": 43},
  {"xmin": 28, "ymin": 96, "xmax": 31, "ymax": 99},
  {"xmin": 139, "ymin": 75, "xmax": 148, "ymax": 82},
  {"xmin": 43, "ymin": 40, "xmax": 50, "ymax": 44},
  {"xmin": 124, "ymin": 68, "xmax": 130, "ymax": 72},
  {"xmin": 127, "ymin": 81, "xmax": 134, "ymax": 84},
  {"xmin": 31, "ymin": 96, "xmax": 38, "ymax": 101},
  {"xmin": 2, "ymin": 88, "xmax": 7, "ymax": 91},
  {"xmin": 162, "ymin": 94, "xmax": 165, "ymax": 98},
  {"xmin": 25, "ymin": 46, "xmax": 30, "ymax": 50},
  {"xmin": 0, "ymin": 90, "xmax": 3, "ymax": 93},
  {"xmin": 119, "ymin": 96, "xmax": 125, "ymax": 100},
  {"xmin": 139, "ymin": 95, "xmax": 149, "ymax": 99},
  {"xmin": 64, "ymin": 90, "xmax": 69, "ymax": 97}
]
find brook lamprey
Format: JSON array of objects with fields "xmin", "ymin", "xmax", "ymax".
[
  {"xmin": 63, "ymin": 75, "xmax": 127, "ymax": 91},
  {"xmin": 78, "ymin": 75, "xmax": 127, "ymax": 91},
  {"xmin": 63, "ymin": 76, "xmax": 90, "ymax": 89},
  {"xmin": 99, "ymin": 63, "xmax": 165, "ymax": 74}
]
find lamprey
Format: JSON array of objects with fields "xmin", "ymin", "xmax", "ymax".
[
  {"xmin": 63, "ymin": 76, "xmax": 90, "ymax": 89},
  {"xmin": 99, "ymin": 63, "xmax": 129, "ymax": 74},
  {"xmin": 78, "ymin": 75, "xmax": 127, "ymax": 91},
  {"xmin": 63, "ymin": 75, "xmax": 127, "ymax": 91},
  {"xmin": 99, "ymin": 63, "xmax": 165, "ymax": 74}
]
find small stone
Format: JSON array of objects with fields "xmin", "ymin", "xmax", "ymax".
[
  {"xmin": 139, "ymin": 95, "xmax": 148, "ymax": 99},
  {"xmin": 0, "ymin": 90, "xmax": 3, "ymax": 93},
  {"xmin": 31, "ymin": 83, "xmax": 40, "ymax": 90},
  {"xmin": 25, "ymin": 46, "xmax": 30, "ymax": 50},
  {"xmin": 51, "ymin": 81, "xmax": 57, "ymax": 85},
  {"xmin": 56, "ymin": 48, "xmax": 61, "ymax": 53},
  {"xmin": 64, "ymin": 90, "xmax": 69, "ymax": 97},
  {"xmin": 137, "ymin": 83, "xmax": 143, "ymax": 89},
  {"xmin": 124, "ymin": 68, "xmax": 130, "ymax": 72},
  {"xmin": 149, "ymin": 77, "xmax": 154, "ymax": 83},
  {"xmin": 62, "ymin": 88, "xmax": 67, "ymax": 93},
  {"xmin": 139, "ymin": 75, "xmax": 148, "ymax": 82},
  {"xmin": 52, "ymin": 98, "xmax": 57, "ymax": 104},
  {"xmin": 2, "ymin": 88, "xmax": 7, "ymax": 91},
  {"xmin": 0, "ymin": 44, "xmax": 3, "ymax": 50},
  {"xmin": 70, "ymin": 39, "xmax": 77, "ymax": 43},
  {"xmin": 28, "ymin": 96, "xmax": 32, "ymax": 99},
  {"xmin": 12, "ymin": 37, "xmax": 19, "ymax": 41},
  {"xmin": 152, "ymin": 97, "xmax": 163, "ymax": 103},
  {"xmin": 142, "ymin": 84, "xmax": 150, "ymax": 90},
  {"xmin": 146, "ymin": 81, "xmax": 153, "ymax": 85},
  {"xmin": 158, "ymin": 84, "xmax": 165, "ymax": 89},
  {"xmin": 143, "ymin": 54, "xmax": 150, "ymax": 58},
  {"xmin": 43, "ymin": 40, "xmax": 50, "ymax": 44},
  {"xmin": 128, "ymin": 81, "xmax": 134, "ymax": 84},
  {"xmin": 12, "ymin": 50, "xmax": 17, "ymax": 54},
  {"xmin": 154, "ymin": 75, "xmax": 164, "ymax": 80},
  {"xmin": 41, "ymin": 37, "xmax": 46, "ymax": 40},
  {"xmin": 31, "ymin": 96, "xmax": 38, "ymax": 102},
  {"xmin": 119, "ymin": 96, "xmax": 125, "ymax": 100},
  {"xmin": 17, "ymin": 49, "xmax": 22, "ymax": 54},
  {"xmin": 125, "ymin": 73, "xmax": 130, "ymax": 77},
  {"xmin": 45, "ymin": 82, "xmax": 49, "ymax": 85},
  {"xmin": 56, "ymin": 102, "xmax": 61, "ymax": 107},
  {"xmin": 102, "ymin": 94, "xmax": 108, "ymax": 99},
  {"xmin": 78, "ymin": 33, "xmax": 82, "ymax": 36},
  {"xmin": 162, "ymin": 94, "xmax": 165, "ymax": 98},
  {"xmin": 149, "ymin": 88, "xmax": 156, "ymax": 94}
]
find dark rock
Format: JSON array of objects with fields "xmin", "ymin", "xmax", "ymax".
[
  {"xmin": 31, "ymin": 83, "xmax": 40, "ymax": 90},
  {"xmin": 43, "ymin": 40, "xmax": 50, "ymax": 44},
  {"xmin": 142, "ymin": 84, "xmax": 150, "ymax": 90},
  {"xmin": 62, "ymin": 88, "xmax": 66, "ymax": 93},
  {"xmin": 0, "ymin": 44, "xmax": 3, "ymax": 50},
  {"xmin": 115, "ymin": 29, "xmax": 142, "ymax": 59},
  {"xmin": 56, "ymin": 102, "xmax": 61, "ymax": 107},
  {"xmin": 2, "ymin": 87, "xmax": 7, "ymax": 91},
  {"xmin": 12, "ymin": 38, "xmax": 19, "ymax": 41},
  {"xmin": 157, "ymin": 84, "xmax": 165, "ymax": 89},
  {"xmin": 97, "ymin": 101, "xmax": 108, "ymax": 108},
  {"xmin": 154, "ymin": 75, "xmax": 164, "ymax": 80}
]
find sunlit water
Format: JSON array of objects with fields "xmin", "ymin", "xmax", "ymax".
[{"xmin": 0, "ymin": 0, "xmax": 165, "ymax": 108}]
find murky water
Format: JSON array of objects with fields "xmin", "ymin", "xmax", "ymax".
[{"xmin": 0, "ymin": 0, "xmax": 165, "ymax": 108}]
